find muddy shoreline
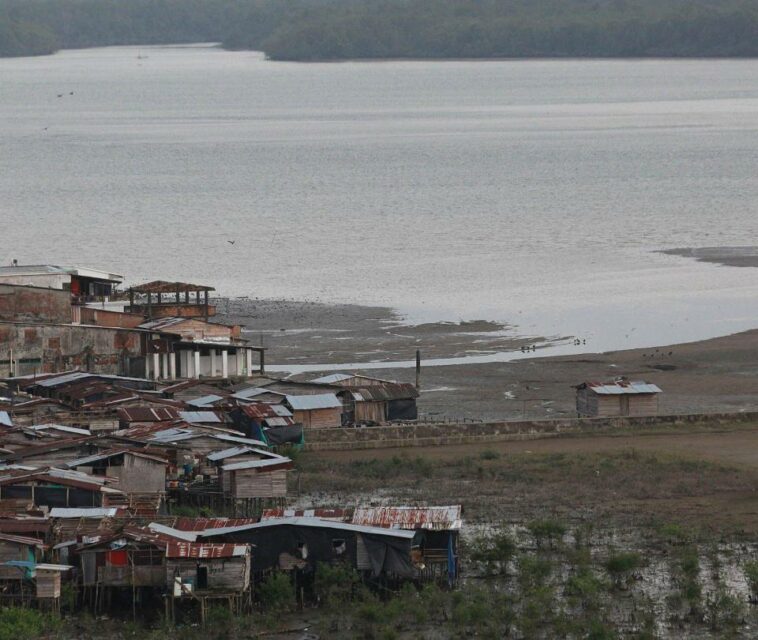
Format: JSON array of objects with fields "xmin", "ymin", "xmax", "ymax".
[{"xmin": 216, "ymin": 297, "xmax": 758, "ymax": 422}]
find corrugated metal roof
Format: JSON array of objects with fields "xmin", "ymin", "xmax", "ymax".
[
  {"xmin": 26, "ymin": 423, "xmax": 89, "ymax": 436},
  {"xmin": 117, "ymin": 407, "xmax": 180, "ymax": 422},
  {"xmin": 351, "ymin": 506, "xmax": 462, "ymax": 531},
  {"xmin": 309, "ymin": 373, "xmax": 353, "ymax": 384},
  {"xmin": 49, "ymin": 507, "xmax": 118, "ymax": 519},
  {"xmin": 222, "ymin": 457, "xmax": 293, "ymax": 472},
  {"xmin": 286, "ymin": 394, "xmax": 342, "ymax": 411},
  {"xmin": 582, "ymin": 380, "xmax": 662, "ymax": 395},
  {"xmin": 207, "ymin": 446, "xmax": 254, "ymax": 462},
  {"xmin": 147, "ymin": 523, "xmax": 198, "ymax": 542},
  {"xmin": 232, "ymin": 387, "xmax": 277, "ymax": 400},
  {"xmin": 35, "ymin": 563, "xmax": 73, "ymax": 572},
  {"xmin": 0, "ymin": 411, "xmax": 12, "ymax": 428},
  {"xmin": 211, "ymin": 433, "xmax": 268, "ymax": 448},
  {"xmin": 65, "ymin": 448, "xmax": 167, "ymax": 468},
  {"xmin": 179, "ymin": 411, "xmax": 222, "ymax": 424},
  {"xmin": 261, "ymin": 508, "xmax": 349, "ymax": 521},
  {"xmin": 186, "ymin": 395, "xmax": 225, "ymax": 408},
  {"xmin": 348, "ymin": 383, "xmax": 420, "ymax": 401},
  {"xmin": 198, "ymin": 517, "xmax": 416, "ymax": 540},
  {"xmin": 0, "ymin": 532, "xmax": 46, "ymax": 547},
  {"xmin": 172, "ymin": 517, "xmax": 258, "ymax": 532},
  {"xmin": 165, "ymin": 542, "xmax": 248, "ymax": 559},
  {"xmin": 265, "ymin": 417, "xmax": 291, "ymax": 427}
]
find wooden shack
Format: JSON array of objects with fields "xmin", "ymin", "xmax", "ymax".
[
  {"xmin": 0, "ymin": 532, "xmax": 46, "ymax": 580},
  {"xmin": 222, "ymin": 456, "xmax": 293, "ymax": 500},
  {"xmin": 65, "ymin": 449, "xmax": 168, "ymax": 495},
  {"xmin": 198, "ymin": 517, "xmax": 417, "ymax": 578},
  {"xmin": 165, "ymin": 541, "xmax": 251, "ymax": 594},
  {"xmin": 35, "ymin": 563, "xmax": 72, "ymax": 599},
  {"xmin": 575, "ymin": 380, "xmax": 662, "ymax": 418},
  {"xmin": 285, "ymin": 394, "xmax": 342, "ymax": 428},
  {"xmin": 0, "ymin": 468, "xmax": 125, "ymax": 510}
]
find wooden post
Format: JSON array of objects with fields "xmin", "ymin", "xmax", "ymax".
[
  {"xmin": 415, "ymin": 349, "xmax": 421, "ymax": 390},
  {"xmin": 260, "ymin": 349, "xmax": 265, "ymax": 374}
]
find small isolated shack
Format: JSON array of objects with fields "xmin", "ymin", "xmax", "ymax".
[{"xmin": 575, "ymin": 380, "xmax": 662, "ymax": 418}]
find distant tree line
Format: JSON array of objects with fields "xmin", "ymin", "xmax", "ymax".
[{"xmin": 2, "ymin": 0, "xmax": 758, "ymax": 60}]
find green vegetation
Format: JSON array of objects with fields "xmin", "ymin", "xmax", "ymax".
[
  {"xmin": 0, "ymin": 609, "xmax": 56, "ymax": 640},
  {"xmin": 1, "ymin": 0, "xmax": 758, "ymax": 60}
]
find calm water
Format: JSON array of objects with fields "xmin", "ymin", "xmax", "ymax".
[{"xmin": 2, "ymin": 45, "xmax": 758, "ymax": 354}]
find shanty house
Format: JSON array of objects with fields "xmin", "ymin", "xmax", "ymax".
[
  {"xmin": 199, "ymin": 517, "xmax": 417, "ymax": 578},
  {"xmin": 0, "ymin": 468, "xmax": 125, "ymax": 509},
  {"xmin": 311, "ymin": 374, "xmax": 419, "ymax": 423},
  {"xmin": 0, "ymin": 532, "xmax": 46, "ymax": 580},
  {"xmin": 166, "ymin": 541, "xmax": 251, "ymax": 595},
  {"xmin": 221, "ymin": 456, "xmax": 293, "ymax": 500},
  {"xmin": 65, "ymin": 449, "xmax": 168, "ymax": 495},
  {"xmin": 285, "ymin": 394, "xmax": 342, "ymax": 428},
  {"xmin": 351, "ymin": 506, "xmax": 461, "ymax": 583},
  {"xmin": 575, "ymin": 380, "xmax": 662, "ymax": 418}
]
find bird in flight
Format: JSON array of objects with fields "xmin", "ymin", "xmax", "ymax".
[{"xmin": 227, "ymin": 240, "xmax": 236, "ymax": 245}]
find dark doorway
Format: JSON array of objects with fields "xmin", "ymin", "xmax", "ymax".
[{"xmin": 197, "ymin": 565, "xmax": 208, "ymax": 589}]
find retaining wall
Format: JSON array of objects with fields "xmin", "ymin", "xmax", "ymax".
[{"xmin": 302, "ymin": 411, "xmax": 758, "ymax": 451}]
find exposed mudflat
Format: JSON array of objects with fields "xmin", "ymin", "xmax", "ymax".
[
  {"xmin": 661, "ymin": 246, "xmax": 758, "ymax": 269},
  {"xmin": 216, "ymin": 297, "xmax": 758, "ymax": 422}
]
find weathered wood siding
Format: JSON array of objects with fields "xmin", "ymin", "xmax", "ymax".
[
  {"xmin": 36, "ymin": 571, "xmax": 61, "ymax": 598},
  {"xmin": 293, "ymin": 408, "xmax": 342, "ymax": 428},
  {"xmin": 354, "ymin": 401, "xmax": 386, "ymax": 424},
  {"xmin": 231, "ymin": 468, "xmax": 288, "ymax": 499},
  {"xmin": 576, "ymin": 390, "xmax": 658, "ymax": 417},
  {"xmin": 106, "ymin": 455, "xmax": 165, "ymax": 494},
  {"xmin": 0, "ymin": 540, "xmax": 30, "ymax": 579},
  {"xmin": 166, "ymin": 555, "xmax": 250, "ymax": 592}
]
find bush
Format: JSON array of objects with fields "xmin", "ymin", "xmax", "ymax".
[
  {"xmin": 518, "ymin": 555, "xmax": 553, "ymax": 592},
  {"xmin": 745, "ymin": 560, "xmax": 758, "ymax": 599},
  {"xmin": 604, "ymin": 552, "xmax": 643, "ymax": 589},
  {"xmin": 705, "ymin": 585, "xmax": 744, "ymax": 632},
  {"xmin": 527, "ymin": 519, "xmax": 566, "ymax": 548},
  {"xmin": 314, "ymin": 562, "xmax": 360, "ymax": 608},
  {"xmin": 258, "ymin": 572, "xmax": 295, "ymax": 615},
  {"xmin": 0, "ymin": 609, "xmax": 48, "ymax": 640},
  {"xmin": 469, "ymin": 528, "xmax": 516, "ymax": 574}
]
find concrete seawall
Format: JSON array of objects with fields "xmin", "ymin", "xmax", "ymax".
[{"xmin": 302, "ymin": 411, "xmax": 758, "ymax": 451}]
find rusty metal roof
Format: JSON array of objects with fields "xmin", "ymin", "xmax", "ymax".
[
  {"xmin": 261, "ymin": 508, "xmax": 350, "ymax": 522},
  {"xmin": 348, "ymin": 383, "xmax": 420, "ymax": 402},
  {"xmin": 0, "ymin": 532, "xmax": 47, "ymax": 548},
  {"xmin": 239, "ymin": 403, "xmax": 292, "ymax": 419},
  {"xmin": 117, "ymin": 407, "xmax": 181, "ymax": 423},
  {"xmin": 165, "ymin": 542, "xmax": 249, "ymax": 559},
  {"xmin": 172, "ymin": 517, "xmax": 258, "ymax": 532},
  {"xmin": 130, "ymin": 280, "xmax": 215, "ymax": 294},
  {"xmin": 351, "ymin": 506, "xmax": 462, "ymax": 531}
]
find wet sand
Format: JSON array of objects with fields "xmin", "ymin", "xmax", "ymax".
[
  {"xmin": 216, "ymin": 297, "xmax": 758, "ymax": 422},
  {"xmin": 661, "ymin": 246, "xmax": 758, "ymax": 268}
]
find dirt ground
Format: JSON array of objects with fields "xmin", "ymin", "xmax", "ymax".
[
  {"xmin": 216, "ymin": 297, "xmax": 758, "ymax": 421},
  {"xmin": 297, "ymin": 425, "xmax": 758, "ymax": 534}
]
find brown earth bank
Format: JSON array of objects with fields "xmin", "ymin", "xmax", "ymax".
[
  {"xmin": 215, "ymin": 297, "xmax": 758, "ymax": 422},
  {"xmin": 300, "ymin": 427, "xmax": 758, "ymax": 534}
]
